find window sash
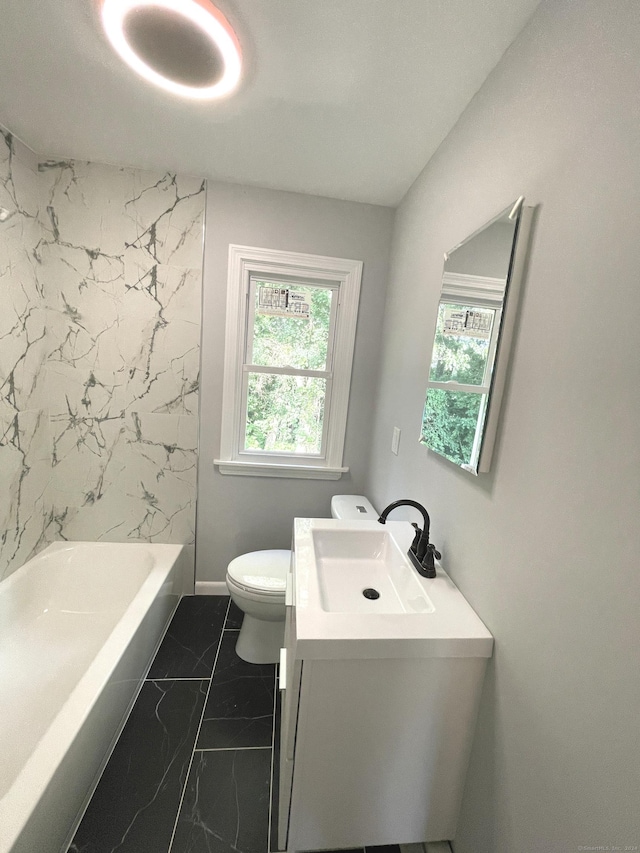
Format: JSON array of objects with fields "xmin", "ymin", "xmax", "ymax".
[
  {"xmin": 426, "ymin": 380, "xmax": 491, "ymax": 395},
  {"xmin": 242, "ymin": 364, "xmax": 331, "ymax": 380},
  {"xmin": 241, "ymin": 277, "xmax": 338, "ymax": 459},
  {"xmin": 245, "ymin": 276, "xmax": 339, "ymax": 373},
  {"xmin": 239, "ymin": 370, "xmax": 334, "ymax": 460},
  {"xmin": 430, "ymin": 301, "xmax": 502, "ymax": 391}
]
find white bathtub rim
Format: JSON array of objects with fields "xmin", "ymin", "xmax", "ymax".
[
  {"xmin": 0, "ymin": 540, "xmax": 158, "ymax": 595},
  {"xmin": 0, "ymin": 541, "xmax": 184, "ymax": 853}
]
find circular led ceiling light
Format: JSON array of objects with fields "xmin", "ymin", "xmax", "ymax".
[{"xmin": 101, "ymin": 0, "xmax": 242, "ymax": 99}]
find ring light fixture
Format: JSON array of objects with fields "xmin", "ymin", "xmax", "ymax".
[{"xmin": 101, "ymin": 0, "xmax": 242, "ymax": 99}]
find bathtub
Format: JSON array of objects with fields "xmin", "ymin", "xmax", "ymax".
[{"xmin": 0, "ymin": 541, "xmax": 191, "ymax": 853}]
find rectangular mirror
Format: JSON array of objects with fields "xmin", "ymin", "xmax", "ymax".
[{"xmin": 420, "ymin": 198, "xmax": 533, "ymax": 474}]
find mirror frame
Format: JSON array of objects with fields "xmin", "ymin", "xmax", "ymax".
[{"xmin": 421, "ymin": 198, "xmax": 533, "ymax": 474}]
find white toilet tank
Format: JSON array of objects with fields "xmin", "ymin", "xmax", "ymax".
[{"xmin": 330, "ymin": 494, "xmax": 378, "ymax": 520}]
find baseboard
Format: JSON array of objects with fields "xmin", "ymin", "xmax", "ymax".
[
  {"xmin": 400, "ymin": 844, "xmax": 451, "ymax": 853},
  {"xmin": 195, "ymin": 581, "xmax": 228, "ymax": 595}
]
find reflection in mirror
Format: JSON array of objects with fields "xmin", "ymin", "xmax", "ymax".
[{"xmin": 420, "ymin": 198, "xmax": 532, "ymax": 474}]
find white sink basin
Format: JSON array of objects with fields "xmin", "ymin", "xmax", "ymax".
[
  {"xmin": 312, "ymin": 528, "xmax": 434, "ymax": 614},
  {"xmin": 292, "ymin": 519, "xmax": 493, "ymax": 660}
]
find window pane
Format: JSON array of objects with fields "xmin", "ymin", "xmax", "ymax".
[
  {"xmin": 250, "ymin": 282, "xmax": 333, "ymax": 371},
  {"xmin": 245, "ymin": 373, "xmax": 326, "ymax": 455},
  {"xmin": 421, "ymin": 388, "xmax": 486, "ymax": 468},
  {"xmin": 429, "ymin": 303, "xmax": 496, "ymax": 386}
]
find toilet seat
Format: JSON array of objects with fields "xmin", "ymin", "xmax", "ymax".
[
  {"xmin": 226, "ymin": 549, "xmax": 290, "ymax": 597},
  {"xmin": 226, "ymin": 574, "xmax": 284, "ymax": 605}
]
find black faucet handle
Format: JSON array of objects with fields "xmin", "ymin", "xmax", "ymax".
[
  {"xmin": 420, "ymin": 542, "xmax": 441, "ymax": 579},
  {"xmin": 410, "ymin": 522, "xmax": 422, "ymax": 554}
]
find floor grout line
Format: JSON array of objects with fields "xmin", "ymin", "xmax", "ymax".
[
  {"xmin": 145, "ymin": 677, "xmax": 209, "ymax": 682},
  {"xmin": 165, "ymin": 597, "xmax": 231, "ymax": 853},
  {"xmin": 194, "ymin": 745, "xmax": 273, "ymax": 752},
  {"xmin": 223, "ymin": 602, "xmax": 240, "ymax": 631}
]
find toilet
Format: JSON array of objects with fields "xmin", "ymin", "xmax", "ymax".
[{"xmin": 226, "ymin": 494, "xmax": 378, "ymax": 663}]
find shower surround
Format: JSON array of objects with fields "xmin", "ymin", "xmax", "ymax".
[{"xmin": 0, "ymin": 124, "xmax": 205, "ymax": 580}]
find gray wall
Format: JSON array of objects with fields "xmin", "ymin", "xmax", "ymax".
[
  {"xmin": 366, "ymin": 1, "xmax": 640, "ymax": 851},
  {"xmin": 196, "ymin": 182, "xmax": 394, "ymax": 583}
]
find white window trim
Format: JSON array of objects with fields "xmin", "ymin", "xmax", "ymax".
[
  {"xmin": 214, "ymin": 245, "xmax": 363, "ymax": 479},
  {"xmin": 441, "ymin": 270, "xmax": 506, "ymax": 305}
]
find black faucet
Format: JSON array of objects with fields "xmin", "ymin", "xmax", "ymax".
[{"xmin": 377, "ymin": 499, "xmax": 441, "ymax": 578}]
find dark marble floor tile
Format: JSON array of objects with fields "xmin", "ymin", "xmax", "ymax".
[
  {"xmin": 365, "ymin": 846, "xmax": 401, "ymax": 853},
  {"xmin": 148, "ymin": 595, "xmax": 228, "ymax": 679},
  {"xmin": 171, "ymin": 748, "xmax": 271, "ymax": 853},
  {"xmin": 69, "ymin": 679, "xmax": 208, "ymax": 853},
  {"xmin": 197, "ymin": 633, "xmax": 275, "ymax": 749},
  {"xmin": 225, "ymin": 598, "xmax": 244, "ymax": 629}
]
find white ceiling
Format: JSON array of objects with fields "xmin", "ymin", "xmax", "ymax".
[{"xmin": 0, "ymin": 0, "xmax": 541, "ymax": 206}]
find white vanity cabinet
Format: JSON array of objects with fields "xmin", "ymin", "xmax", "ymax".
[{"xmin": 277, "ymin": 521, "xmax": 494, "ymax": 852}]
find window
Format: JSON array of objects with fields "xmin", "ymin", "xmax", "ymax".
[{"xmin": 215, "ymin": 245, "xmax": 363, "ymax": 479}]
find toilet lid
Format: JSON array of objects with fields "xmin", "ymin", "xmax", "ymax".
[{"xmin": 227, "ymin": 549, "xmax": 290, "ymax": 594}]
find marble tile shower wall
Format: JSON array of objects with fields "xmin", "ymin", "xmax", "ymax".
[
  {"xmin": 0, "ymin": 128, "xmax": 50, "ymax": 580},
  {"xmin": 39, "ymin": 160, "xmax": 205, "ymax": 548},
  {"xmin": 0, "ymin": 124, "xmax": 205, "ymax": 580}
]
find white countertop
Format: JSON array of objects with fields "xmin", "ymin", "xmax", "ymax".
[{"xmin": 291, "ymin": 518, "xmax": 494, "ymax": 660}]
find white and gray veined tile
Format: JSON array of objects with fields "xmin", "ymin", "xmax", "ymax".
[
  {"xmin": 0, "ymin": 271, "xmax": 48, "ymax": 414},
  {"xmin": 39, "ymin": 159, "xmax": 204, "ymax": 548},
  {"xmin": 125, "ymin": 314, "xmax": 200, "ymax": 416},
  {"xmin": 38, "ymin": 159, "xmax": 132, "ymax": 257},
  {"xmin": 0, "ymin": 125, "xmax": 52, "ymax": 580},
  {"xmin": 120, "ymin": 411, "xmax": 198, "ymax": 543},
  {"xmin": 1, "ymin": 126, "xmax": 39, "ymax": 221},
  {"xmin": 49, "ymin": 408, "xmax": 126, "ymax": 505},
  {"xmin": 122, "ymin": 174, "xmax": 204, "ymax": 419},
  {"xmin": 41, "ymin": 244, "xmax": 125, "ymax": 371},
  {"xmin": 1, "ymin": 128, "xmax": 47, "ymax": 415},
  {"xmin": 2, "ymin": 140, "xmax": 204, "ymax": 576},
  {"xmin": 123, "ymin": 261, "xmax": 202, "ymax": 324},
  {"xmin": 0, "ymin": 410, "xmax": 52, "ymax": 580},
  {"xmin": 52, "ymin": 410, "xmax": 198, "ymax": 545},
  {"xmin": 124, "ymin": 171, "xmax": 205, "ymax": 269}
]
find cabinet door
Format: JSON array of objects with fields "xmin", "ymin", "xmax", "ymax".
[
  {"xmin": 278, "ymin": 573, "xmax": 303, "ymax": 850},
  {"xmin": 280, "ymin": 572, "xmax": 303, "ymax": 759}
]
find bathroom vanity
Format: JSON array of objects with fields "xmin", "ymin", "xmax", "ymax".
[{"xmin": 278, "ymin": 519, "xmax": 493, "ymax": 851}]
